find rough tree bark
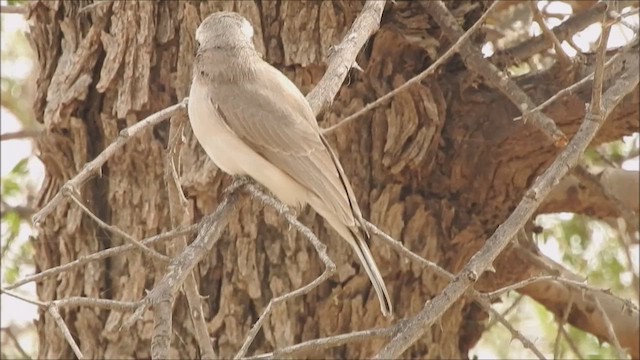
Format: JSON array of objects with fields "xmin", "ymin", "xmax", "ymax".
[{"xmin": 29, "ymin": 1, "xmax": 638, "ymax": 359}]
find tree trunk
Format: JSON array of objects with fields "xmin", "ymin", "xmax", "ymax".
[{"xmin": 30, "ymin": 1, "xmax": 638, "ymax": 359}]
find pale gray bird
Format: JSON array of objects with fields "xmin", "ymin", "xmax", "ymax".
[{"xmin": 188, "ymin": 11, "xmax": 392, "ymax": 316}]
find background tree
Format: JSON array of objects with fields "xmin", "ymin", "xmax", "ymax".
[{"xmin": 1, "ymin": 0, "xmax": 638, "ymax": 359}]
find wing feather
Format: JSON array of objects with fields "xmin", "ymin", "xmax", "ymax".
[{"xmin": 208, "ymin": 62, "xmax": 359, "ymax": 227}]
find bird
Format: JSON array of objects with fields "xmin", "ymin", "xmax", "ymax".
[{"xmin": 188, "ymin": 11, "xmax": 392, "ymax": 317}]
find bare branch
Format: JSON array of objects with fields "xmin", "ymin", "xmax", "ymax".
[
  {"xmin": 491, "ymin": 2, "xmax": 608, "ymax": 65},
  {"xmin": 323, "ymin": 0, "xmax": 500, "ymax": 134},
  {"xmin": 307, "ymin": 0, "xmax": 386, "ymax": 115},
  {"xmin": 423, "ymin": 1, "xmax": 567, "ymax": 146},
  {"xmin": 553, "ymin": 294, "xmax": 575, "ymax": 360},
  {"xmin": 123, "ymin": 180, "xmax": 245, "ymax": 358},
  {"xmin": 0, "ymin": 130, "xmax": 40, "ymax": 141},
  {"xmin": 594, "ymin": 296, "xmax": 626, "ymax": 359},
  {"xmin": 32, "ymin": 99, "xmax": 189, "ymax": 225},
  {"xmin": 234, "ymin": 182, "xmax": 338, "ymax": 359},
  {"xmin": 529, "ymin": 1, "xmax": 572, "ymax": 67},
  {"xmin": 483, "ymin": 294, "xmax": 524, "ymax": 333},
  {"xmin": 67, "ymin": 191, "xmax": 169, "ymax": 263},
  {"xmin": 0, "ymin": 289, "xmax": 134, "ymax": 360},
  {"xmin": 581, "ymin": 26, "xmax": 627, "ymax": 349},
  {"xmin": 0, "ymin": 5, "xmax": 26, "ymax": 14},
  {"xmin": 245, "ymin": 328, "xmax": 394, "ymax": 360},
  {"xmin": 514, "ymin": 45, "xmax": 636, "ymax": 122},
  {"xmin": 163, "ymin": 113, "xmax": 216, "ymax": 360},
  {"xmin": 1, "ymin": 199, "xmax": 34, "ymax": 219},
  {"xmin": 374, "ymin": 17, "xmax": 639, "ymax": 360},
  {"xmin": 366, "ymin": 221, "xmax": 546, "ymax": 359},
  {"xmin": 3, "ymin": 224, "xmax": 197, "ymax": 291},
  {"xmin": 1, "ymin": 326, "xmax": 32, "ymax": 359},
  {"xmin": 516, "ymin": 243, "xmax": 639, "ymax": 358},
  {"xmin": 48, "ymin": 306, "xmax": 84, "ymax": 359},
  {"xmin": 480, "ymin": 298, "xmax": 547, "ymax": 360}
]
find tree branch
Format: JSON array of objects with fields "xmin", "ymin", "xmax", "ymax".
[
  {"xmin": 32, "ymin": 99, "xmax": 189, "ymax": 225},
  {"xmin": 374, "ymin": 11, "xmax": 638, "ymax": 358},
  {"xmin": 307, "ymin": 0, "xmax": 386, "ymax": 116},
  {"xmin": 3, "ymin": 223, "xmax": 197, "ymax": 291},
  {"xmin": 515, "ymin": 242, "xmax": 639, "ymax": 359},
  {"xmin": 67, "ymin": 191, "xmax": 169, "ymax": 263},
  {"xmin": 0, "ymin": 5, "xmax": 26, "ymax": 14},
  {"xmin": 491, "ymin": 2, "xmax": 608, "ymax": 66},
  {"xmin": 163, "ymin": 113, "xmax": 216, "ymax": 360},
  {"xmin": 123, "ymin": 180, "xmax": 244, "ymax": 359},
  {"xmin": 0, "ymin": 130, "xmax": 40, "ymax": 141},
  {"xmin": 423, "ymin": 1, "xmax": 567, "ymax": 146},
  {"xmin": 234, "ymin": 182, "xmax": 338, "ymax": 359},
  {"xmin": 323, "ymin": 0, "xmax": 500, "ymax": 134}
]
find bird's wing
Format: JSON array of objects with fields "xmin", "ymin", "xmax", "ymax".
[{"xmin": 207, "ymin": 62, "xmax": 360, "ymax": 228}]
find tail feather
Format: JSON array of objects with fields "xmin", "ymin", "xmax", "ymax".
[{"xmin": 349, "ymin": 228, "xmax": 393, "ymax": 317}]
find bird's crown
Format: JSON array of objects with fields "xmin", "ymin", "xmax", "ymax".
[{"xmin": 195, "ymin": 11, "xmax": 255, "ymax": 49}]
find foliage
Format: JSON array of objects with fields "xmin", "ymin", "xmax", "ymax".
[{"xmin": 1, "ymin": 5, "xmax": 38, "ymax": 359}]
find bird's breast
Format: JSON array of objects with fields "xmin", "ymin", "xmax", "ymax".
[{"xmin": 188, "ymin": 80, "xmax": 246, "ymax": 175}]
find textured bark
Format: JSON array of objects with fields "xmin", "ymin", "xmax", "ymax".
[{"xmin": 29, "ymin": 1, "xmax": 638, "ymax": 359}]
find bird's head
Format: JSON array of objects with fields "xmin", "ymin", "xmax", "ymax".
[{"xmin": 195, "ymin": 11, "xmax": 255, "ymax": 51}]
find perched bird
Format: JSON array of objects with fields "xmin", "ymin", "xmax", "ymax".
[{"xmin": 188, "ymin": 11, "xmax": 392, "ymax": 316}]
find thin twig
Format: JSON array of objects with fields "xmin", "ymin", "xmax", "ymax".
[
  {"xmin": 529, "ymin": 0, "xmax": 572, "ymax": 67},
  {"xmin": 1, "ymin": 326, "xmax": 32, "ymax": 359},
  {"xmin": 553, "ymin": 293, "xmax": 574, "ymax": 360},
  {"xmin": 3, "ymin": 224, "xmax": 196, "ymax": 291},
  {"xmin": 48, "ymin": 305, "xmax": 84, "ymax": 359},
  {"xmin": 514, "ymin": 46, "xmax": 634, "ymax": 121},
  {"xmin": 586, "ymin": 23, "xmax": 626, "ymax": 351},
  {"xmin": 593, "ymin": 296, "xmax": 626, "ymax": 359},
  {"xmin": 1, "ymin": 288, "xmax": 140, "ymax": 311},
  {"xmin": 486, "ymin": 274, "xmax": 639, "ymax": 313},
  {"xmin": 163, "ymin": 112, "xmax": 216, "ymax": 360},
  {"xmin": 245, "ymin": 328, "xmax": 395, "ymax": 360},
  {"xmin": 365, "ymin": 220, "xmax": 451, "ymax": 280},
  {"xmin": 123, "ymin": 181, "xmax": 244, "ymax": 358},
  {"xmin": 1, "ymin": 289, "xmax": 86, "ymax": 359},
  {"xmin": 480, "ymin": 299, "xmax": 547, "ymax": 360},
  {"xmin": 323, "ymin": 0, "xmax": 501, "ymax": 134},
  {"xmin": 0, "ymin": 5, "xmax": 26, "ymax": 14},
  {"xmin": 374, "ymin": 29, "xmax": 639, "ymax": 360},
  {"xmin": 0, "ymin": 130, "xmax": 40, "ymax": 141},
  {"xmin": 483, "ymin": 294, "xmax": 524, "ymax": 332},
  {"xmin": 234, "ymin": 182, "xmax": 337, "ymax": 359},
  {"xmin": 559, "ymin": 326, "xmax": 586, "ymax": 360},
  {"xmin": 307, "ymin": 0, "xmax": 386, "ymax": 115},
  {"xmin": 67, "ymin": 191, "xmax": 169, "ymax": 263},
  {"xmin": 485, "ymin": 276, "xmax": 556, "ymax": 300},
  {"xmin": 366, "ymin": 221, "xmax": 546, "ymax": 359},
  {"xmin": 32, "ymin": 99, "xmax": 189, "ymax": 225},
  {"xmin": 236, "ymin": 270, "xmax": 335, "ymax": 359},
  {"xmin": 590, "ymin": 23, "xmax": 612, "ymax": 118},
  {"xmin": 616, "ymin": 219, "xmax": 640, "ymax": 299},
  {"xmin": 423, "ymin": 1, "xmax": 567, "ymax": 146},
  {"xmin": 491, "ymin": 2, "xmax": 608, "ymax": 65}
]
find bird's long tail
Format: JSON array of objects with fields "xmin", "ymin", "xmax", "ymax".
[{"xmin": 348, "ymin": 227, "xmax": 393, "ymax": 317}]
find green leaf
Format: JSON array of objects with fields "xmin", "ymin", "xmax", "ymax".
[
  {"xmin": 10, "ymin": 157, "xmax": 29, "ymax": 176},
  {"xmin": 1, "ymin": 177, "xmax": 21, "ymax": 197}
]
